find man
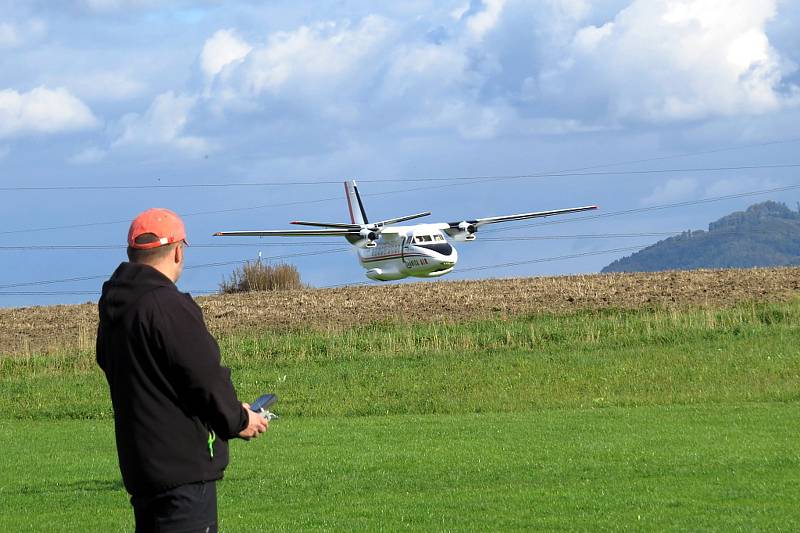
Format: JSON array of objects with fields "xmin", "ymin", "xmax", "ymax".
[{"xmin": 96, "ymin": 208, "xmax": 267, "ymax": 533}]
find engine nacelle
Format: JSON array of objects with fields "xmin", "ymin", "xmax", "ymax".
[
  {"xmin": 358, "ymin": 228, "xmax": 378, "ymax": 248},
  {"xmin": 366, "ymin": 268, "xmax": 405, "ymax": 281},
  {"xmin": 451, "ymin": 221, "xmax": 477, "ymax": 241}
]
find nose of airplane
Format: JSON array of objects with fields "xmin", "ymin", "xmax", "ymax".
[
  {"xmin": 437, "ymin": 245, "xmax": 457, "ymax": 268},
  {"xmin": 422, "ymin": 242, "xmax": 454, "ymax": 256}
]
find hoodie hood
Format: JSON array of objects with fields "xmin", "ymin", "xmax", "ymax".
[{"xmin": 99, "ymin": 262, "xmax": 175, "ymax": 324}]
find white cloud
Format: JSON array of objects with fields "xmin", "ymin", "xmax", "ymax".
[
  {"xmin": 79, "ymin": 0, "xmax": 152, "ymax": 11},
  {"xmin": 202, "ymin": 15, "xmax": 397, "ymax": 126},
  {"xmin": 114, "ymin": 91, "xmax": 209, "ymax": 155},
  {"xmin": 573, "ymin": 22, "xmax": 613, "ymax": 53},
  {"xmin": 467, "ymin": 0, "xmax": 507, "ymax": 40},
  {"xmin": 237, "ymin": 16, "xmax": 392, "ymax": 97},
  {"xmin": 556, "ymin": 0, "xmax": 797, "ymax": 122},
  {"xmin": 68, "ymin": 146, "xmax": 106, "ymax": 164},
  {"xmin": 0, "ymin": 86, "xmax": 99, "ymax": 138},
  {"xmin": 454, "ymin": 104, "xmax": 508, "ymax": 140},
  {"xmin": 450, "ymin": 3, "xmax": 471, "ymax": 21},
  {"xmin": 641, "ymin": 178, "xmax": 699, "ymax": 206},
  {"xmin": 416, "ymin": 100, "xmax": 512, "ymax": 140},
  {"xmin": 0, "ymin": 19, "xmax": 46, "ymax": 48},
  {"xmin": 0, "ymin": 23, "xmax": 21, "ymax": 47},
  {"xmin": 201, "ymin": 14, "xmax": 522, "ymax": 140},
  {"xmin": 520, "ymin": 117, "xmax": 611, "ymax": 135},
  {"xmin": 68, "ymin": 71, "xmax": 147, "ymax": 102},
  {"xmin": 201, "ymin": 29, "xmax": 253, "ymax": 80},
  {"xmin": 380, "ymin": 43, "xmax": 469, "ymax": 101},
  {"xmin": 189, "ymin": 1, "xmax": 799, "ymax": 147},
  {"xmin": 549, "ymin": 0, "xmax": 590, "ymax": 19},
  {"xmin": 703, "ymin": 176, "xmax": 779, "ymax": 198}
]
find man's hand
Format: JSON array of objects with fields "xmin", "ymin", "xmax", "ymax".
[{"xmin": 239, "ymin": 403, "xmax": 269, "ymax": 440}]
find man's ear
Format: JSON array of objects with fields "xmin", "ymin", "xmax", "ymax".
[{"xmin": 174, "ymin": 243, "xmax": 183, "ymax": 264}]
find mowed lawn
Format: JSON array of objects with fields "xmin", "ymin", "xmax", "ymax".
[
  {"xmin": 0, "ymin": 405, "xmax": 798, "ymax": 532},
  {"xmin": 1, "ymin": 301, "xmax": 799, "ymax": 531}
]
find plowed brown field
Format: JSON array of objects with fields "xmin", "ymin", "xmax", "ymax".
[{"xmin": 2, "ymin": 267, "xmax": 799, "ymax": 356}]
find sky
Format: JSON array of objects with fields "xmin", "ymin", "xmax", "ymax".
[{"xmin": 1, "ymin": 0, "xmax": 799, "ymax": 308}]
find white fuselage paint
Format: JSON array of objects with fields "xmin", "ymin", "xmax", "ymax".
[
  {"xmin": 215, "ymin": 181, "xmax": 597, "ymax": 282},
  {"xmin": 356, "ymin": 224, "xmax": 458, "ymax": 281}
]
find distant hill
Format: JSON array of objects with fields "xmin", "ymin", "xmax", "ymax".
[{"xmin": 602, "ymin": 201, "xmax": 800, "ymax": 273}]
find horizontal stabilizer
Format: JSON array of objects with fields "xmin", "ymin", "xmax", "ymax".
[
  {"xmin": 290, "ymin": 220, "xmax": 361, "ymax": 229},
  {"xmin": 214, "ymin": 229, "xmax": 361, "ymax": 237},
  {"xmin": 375, "ymin": 212, "xmax": 432, "ymax": 226}
]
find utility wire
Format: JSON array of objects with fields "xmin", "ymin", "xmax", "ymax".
[
  {"xmin": 0, "ymin": 290, "xmax": 102, "ymax": 296},
  {"xmin": 0, "ymin": 195, "xmax": 344, "ymax": 236},
  {"xmin": 318, "ymin": 245, "xmax": 650, "ymax": 288},
  {"xmin": 2, "ymin": 163, "xmax": 799, "ymax": 191},
  {"xmin": 0, "ymin": 228, "xmax": 787, "ymax": 251},
  {"xmin": 1, "ymin": 204, "xmax": 796, "ymax": 289},
  {"xmin": 5, "ymin": 138, "xmax": 798, "ymax": 298},
  {"xmin": 2, "ymin": 177, "xmax": 797, "ymax": 238},
  {"xmin": 0, "ymin": 245, "xmax": 646, "ymax": 295},
  {"xmin": 5, "ymin": 136, "xmax": 800, "ymax": 192},
  {"xmin": 0, "ymin": 242, "xmax": 347, "ymax": 250},
  {"xmin": 0, "ymin": 248, "xmax": 349, "ymax": 290},
  {"xmin": 3, "ymin": 133, "xmax": 800, "ymax": 237},
  {"xmin": 459, "ymin": 246, "xmax": 647, "ymax": 272},
  {"xmin": 321, "ymin": 281, "xmax": 371, "ymax": 289},
  {"xmin": 0, "ymin": 289, "xmax": 218, "ymax": 296},
  {"xmin": 484, "ymin": 184, "xmax": 800, "ymax": 233}
]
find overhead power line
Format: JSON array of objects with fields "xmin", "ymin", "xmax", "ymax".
[
  {"xmin": 2, "ymin": 135, "xmax": 799, "ymax": 237},
  {"xmin": 0, "ymin": 194, "xmax": 346, "ymax": 236},
  {"xmin": 1, "ymin": 189, "xmax": 797, "ymax": 290},
  {"xmin": 0, "ymin": 242, "xmax": 347, "ymax": 250},
  {"xmin": 319, "ymin": 246, "xmax": 651, "ymax": 288},
  {"xmin": 484, "ymin": 183, "xmax": 800, "ymax": 233},
  {"xmin": 2, "ymin": 163, "xmax": 799, "ymax": 191},
  {"xmin": 459, "ymin": 246, "xmax": 647, "ymax": 272},
  {"xmin": 2, "ymin": 179, "xmax": 798, "ymax": 239},
  {"xmin": 0, "ymin": 248, "xmax": 349, "ymax": 290},
  {"xmin": 0, "ymin": 290, "xmax": 103, "ymax": 296},
  {"xmin": 0, "ymin": 245, "xmax": 650, "ymax": 295},
  {"xmin": 5, "ymin": 136, "xmax": 800, "ymax": 192},
  {"xmin": 0, "ymin": 228, "xmax": 786, "ymax": 252},
  {"xmin": 0, "ymin": 289, "xmax": 218, "ymax": 296}
]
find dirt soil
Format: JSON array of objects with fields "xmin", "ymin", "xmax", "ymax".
[{"xmin": 2, "ymin": 267, "xmax": 799, "ymax": 356}]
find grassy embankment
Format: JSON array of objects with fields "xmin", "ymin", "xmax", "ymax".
[{"xmin": 1, "ymin": 300, "xmax": 799, "ymax": 530}]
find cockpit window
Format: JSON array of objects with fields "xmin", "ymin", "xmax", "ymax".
[
  {"xmin": 422, "ymin": 235, "xmax": 433, "ymax": 242},
  {"xmin": 434, "ymin": 235, "xmax": 444, "ymax": 241}
]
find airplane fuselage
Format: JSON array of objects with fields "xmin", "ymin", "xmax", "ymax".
[
  {"xmin": 214, "ymin": 179, "xmax": 598, "ymax": 283},
  {"xmin": 352, "ymin": 224, "xmax": 458, "ymax": 281}
]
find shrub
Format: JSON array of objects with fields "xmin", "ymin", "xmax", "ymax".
[{"xmin": 220, "ymin": 261, "xmax": 304, "ymax": 293}]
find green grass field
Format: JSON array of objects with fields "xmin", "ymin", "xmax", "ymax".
[{"xmin": 1, "ymin": 301, "xmax": 799, "ymax": 530}]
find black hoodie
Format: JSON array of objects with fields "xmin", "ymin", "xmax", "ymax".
[{"xmin": 96, "ymin": 262, "xmax": 248, "ymax": 496}]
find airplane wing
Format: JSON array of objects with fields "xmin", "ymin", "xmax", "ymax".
[
  {"xmin": 448, "ymin": 205, "xmax": 598, "ymax": 228},
  {"xmin": 213, "ymin": 229, "xmax": 360, "ymax": 237},
  {"xmin": 441, "ymin": 205, "xmax": 598, "ymax": 239}
]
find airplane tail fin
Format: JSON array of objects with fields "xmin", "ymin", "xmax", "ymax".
[{"xmin": 344, "ymin": 180, "xmax": 369, "ymax": 225}]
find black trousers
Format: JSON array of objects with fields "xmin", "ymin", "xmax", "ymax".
[{"xmin": 131, "ymin": 481, "xmax": 218, "ymax": 533}]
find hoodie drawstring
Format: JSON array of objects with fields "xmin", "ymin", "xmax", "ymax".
[{"xmin": 207, "ymin": 430, "xmax": 216, "ymax": 460}]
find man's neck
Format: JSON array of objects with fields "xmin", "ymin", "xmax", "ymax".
[{"xmin": 137, "ymin": 261, "xmax": 177, "ymax": 284}]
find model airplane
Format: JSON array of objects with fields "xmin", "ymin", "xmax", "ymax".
[{"xmin": 214, "ymin": 181, "xmax": 598, "ymax": 281}]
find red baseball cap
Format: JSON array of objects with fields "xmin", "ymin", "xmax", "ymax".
[{"xmin": 128, "ymin": 208, "xmax": 188, "ymax": 249}]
